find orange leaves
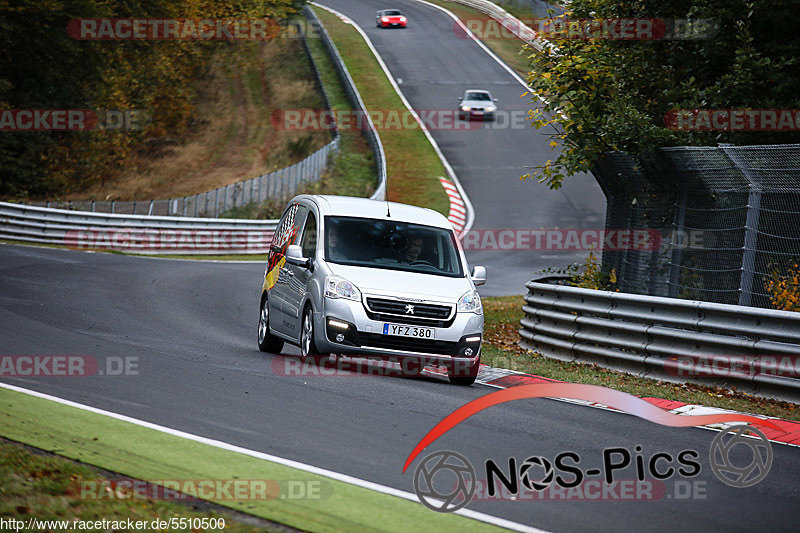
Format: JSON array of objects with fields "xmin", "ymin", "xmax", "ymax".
[{"xmin": 765, "ymin": 262, "xmax": 800, "ymax": 312}]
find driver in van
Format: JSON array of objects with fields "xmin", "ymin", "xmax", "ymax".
[{"xmin": 400, "ymin": 234, "xmax": 425, "ymax": 264}]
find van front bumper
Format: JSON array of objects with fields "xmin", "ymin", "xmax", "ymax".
[{"xmin": 314, "ymin": 297, "xmax": 483, "ymax": 367}]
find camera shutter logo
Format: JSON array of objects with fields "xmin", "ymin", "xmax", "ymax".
[
  {"xmin": 519, "ymin": 456, "xmax": 555, "ymax": 491},
  {"xmin": 413, "ymin": 451, "xmax": 476, "ymax": 512},
  {"xmin": 709, "ymin": 425, "xmax": 772, "ymax": 488}
]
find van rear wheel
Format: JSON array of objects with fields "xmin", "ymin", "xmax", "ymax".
[{"xmin": 258, "ymin": 293, "xmax": 284, "ymax": 354}]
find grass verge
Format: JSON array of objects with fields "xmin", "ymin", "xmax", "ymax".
[
  {"xmin": 70, "ymin": 38, "xmax": 331, "ymax": 203},
  {"xmin": 481, "ymin": 295, "xmax": 800, "ymax": 421},
  {"xmin": 0, "ymin": 386, "xmax": 500, "ymax": 532},
  {"xmin": 0, "ymin": 438, "xmax": 282, "ymax": 533},
  {"xmin": 221, "ymin": 16, "xmax": 379, "ymax": 221},
  {"xmin": 312, "ymin": 6, "xmax": 451, "ymax": 216}
]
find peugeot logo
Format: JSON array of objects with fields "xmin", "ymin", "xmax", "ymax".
[{"xmin": 404, "ymin": 304, "xmax": 415, "ymax": 315}]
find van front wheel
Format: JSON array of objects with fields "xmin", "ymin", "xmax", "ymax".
[
  {"xmin": 448, "ymin": 356, "xmax": 480, "ymax": 386},
  {"xmin": 301, "ymin": 306, "xmax": 326, "ymax": 365}
]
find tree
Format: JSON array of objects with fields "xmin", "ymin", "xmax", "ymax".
[
  {"xmin": 0, "ymin": 0, "xmax": 304, "ymax": 198},
  {"xmin": 525, "ymin": 0, "xmax": 800, "ymax": 189}
]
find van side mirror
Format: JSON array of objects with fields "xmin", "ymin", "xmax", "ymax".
[
  {"xmin": 471, "ymin": 265, "xmax": 486, "ymax": 286},
  {"xmin": 285, "ymin": 244, "xmax": 311, "ymax": 270}
]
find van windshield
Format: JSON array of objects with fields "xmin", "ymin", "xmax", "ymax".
[{"xmin": 324, "ymin": 216, "xmax": 464, "ymax": 277}]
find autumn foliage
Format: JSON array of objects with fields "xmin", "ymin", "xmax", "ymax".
[
  {"xmin": 765, "ymin": 263, "xmax": 800, "ymax": 312},
  {"xmin": 0, "ymin": 0, "xmax": 303, "ymax": 199}
]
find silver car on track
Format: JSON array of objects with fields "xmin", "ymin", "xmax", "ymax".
[
  {"xmin": 258, "ymin": 195, "xmax": 486, "ymax": 385},
  {"xmin": 458, "ymin": 89, "xmax": 498, "ymax": 120}
]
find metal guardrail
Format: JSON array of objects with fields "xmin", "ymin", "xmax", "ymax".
[
  {"xmin": 304, "ymin": 5, "xmax": 387, "ymax": 202},
  {"xmin": 25, "ymin": 137, "xmax": 338, "ymax": 219},
  {"xmin": 519, "ymin": 282, "xmax": 800, "ymax": 395},
  {"xmin": 1, "ymin": 11, "xmax": 390, "ymax": 254},
  {"xmin": 19, "ymin": 6, "xmax": 390, "ymax": 217},
  {"xmin": 0, "ymin": 202, "xmax": 276, "ymax": 255},
  {"xmin": 438, "ymin": 0, "xmax": 548, "ymax": 53}
]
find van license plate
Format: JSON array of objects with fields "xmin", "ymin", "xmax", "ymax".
[{"xmin": 383, "ymin": 323, "xmax": 435, "ymax": 339}]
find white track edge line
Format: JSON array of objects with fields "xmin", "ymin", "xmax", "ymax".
[
  {"xmin": 312, "ymin": 2, "xmax": 475, "ymax": 237},
  {"xmin": 0, "ymin": 381, "xmax": 549, "ymax": 533}
]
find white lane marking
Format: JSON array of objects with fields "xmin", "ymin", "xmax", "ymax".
[
  {"xmin": 0, "ymin": 381, "xmax": 550, "ymax": 532},
  {"xmin": 408, "ymin": 0, "xmax": 537, "ymax": 97},
  {"xmin": 408, "ymin": 0, "xmax": 567, "ymax": 126},
  {"xmin": 312, "ymin": 2, "xmax": 475, "ymax": 237}
]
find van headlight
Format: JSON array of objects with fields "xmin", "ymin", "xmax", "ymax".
[
  {"xmin": 457, "ymin": 290, "xmax": 482, "ymax": 314},
  {"xmin": 325, "ymin": 275, "xmax": 361, "ymax": 301}
]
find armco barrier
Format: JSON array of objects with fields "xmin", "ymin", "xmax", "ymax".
[
  {"xmin": 305, "ymin": 5, "xmax": 387, "ymax": 201},
  {"xmin": 25, "ymin": 138, "xmax": 338, "ymax": 219},
  {"xmin": 436, "ymin": 0, "xmax": 548, "ymax": 53},
  {"xmin": 21, "ymin": 8, "xmax": 389, "ymax": 217},
  {"xmin": 519, "ymin": 282, "xmax": 800, "ymax": 396},
  {"xmin": 0, "ymin": 202, "xmax": 276, "ymax": 255}
]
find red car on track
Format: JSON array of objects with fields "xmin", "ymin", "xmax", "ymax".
[{"xmin": 376, "ymin": 9, "xmax": 408, "ymax": 28}]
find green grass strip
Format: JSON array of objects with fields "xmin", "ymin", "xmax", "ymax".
[
  {"xmin": 0, "ymin": 386, "xmax": 501, "ymax": 532},
  {"xmin": 312, "ymin": 6, "xmax": 451, "ymax": 216}
]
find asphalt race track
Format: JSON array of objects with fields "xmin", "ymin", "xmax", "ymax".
[
  {"xmin": 320, "ymin": 0, "xmax": 606, "ymax": 296},
  {"xmin": 1, "ymin": 244, "xmax": 799, "ymax": 532},
  {"xmin": 0, "ymin": 1, "xmax": 797, "ymax": 531}
]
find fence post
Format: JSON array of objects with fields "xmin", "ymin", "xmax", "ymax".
[
  {"xmin": 111, "ymin": 200, "xmax": 115, "ymax": 214},
  {"xmin": 720, "ymin": 144, "xmax": 761, "ymax": 307},
  {"xmin": 215, "ymin": 188, "xmax": 219, "ymax": 218},
  {"xmin": 148, "ymin": 200, "xmax": 154, "ymax": 216},
  {"xmin": 91, "ymin": 200, "xmax": 96, "ymax": 212},
  {"xmin": 668, "ymin": 181, "xmax": 688, "ymax": 298}
]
